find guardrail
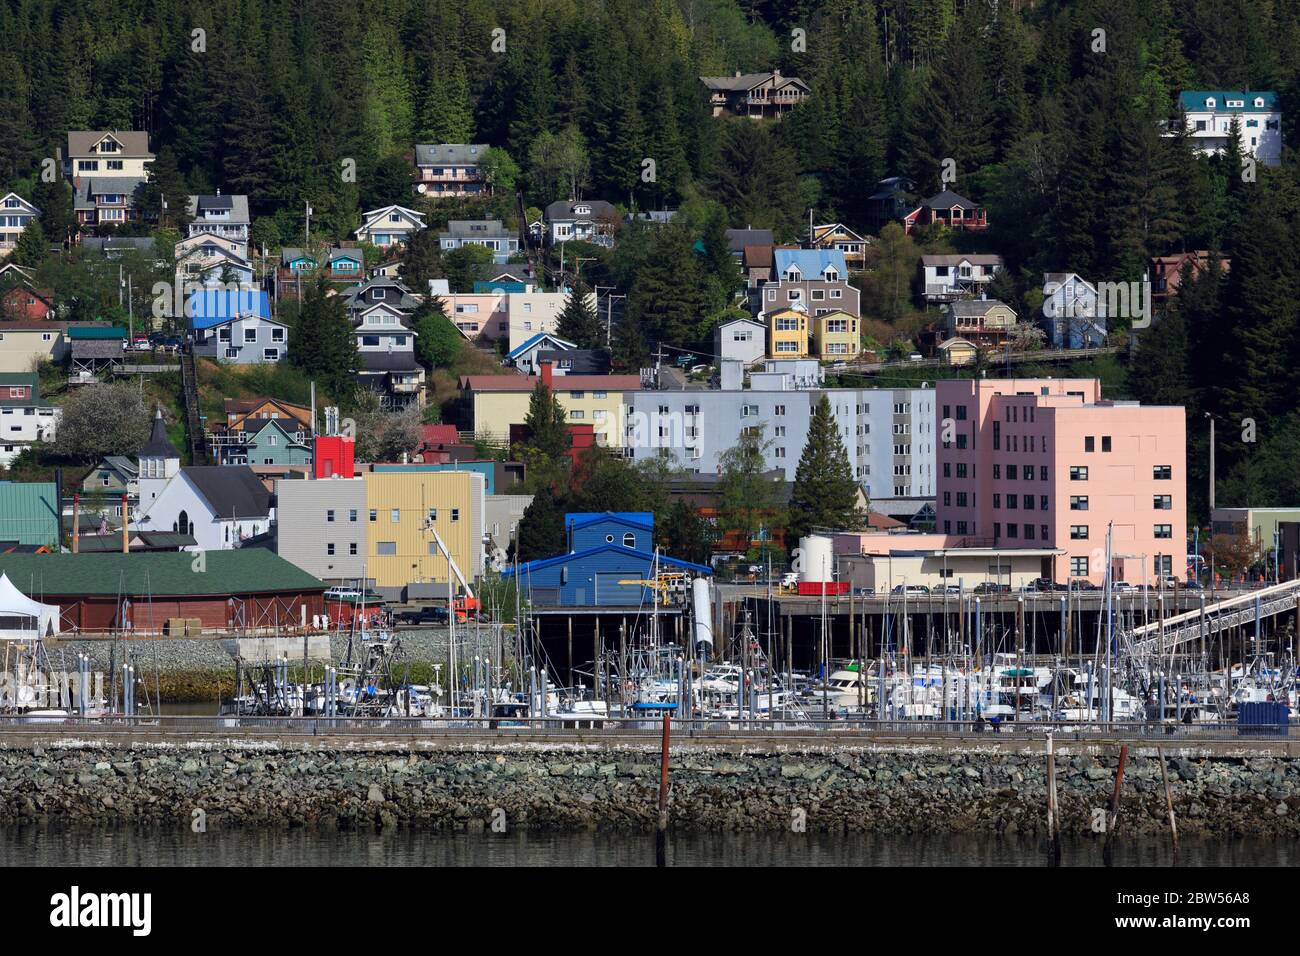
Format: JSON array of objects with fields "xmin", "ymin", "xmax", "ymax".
[{"xmin": 0, "ymin": 714, "xmax": 1284, "ymax": 741}]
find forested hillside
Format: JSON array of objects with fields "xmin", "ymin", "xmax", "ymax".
[{"xmin": 0, "ymin": 0, "xmax": 1298, "ymax": 515}]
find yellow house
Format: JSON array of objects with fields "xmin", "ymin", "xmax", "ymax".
[
  {"xmin": 459, "ymin": 372, "xmax": 642, "ymax": 447},
  {"xmin": 767, "ymin": 307, "xmax": 809, "ymax": 358},
  {"xmin": 0, "ymin": 322, "xmax": 68, "ymax": 372},
  {"xmin": 812, "ymin": 309, "xmax": 860, "ymax": 358},
  {"xmin": 361, "ymin": 469, "xmax": 485, "ymax": 591},
  {"xmin": 938, "ymin": 336, "xmax": 979, "ymax": 366}
]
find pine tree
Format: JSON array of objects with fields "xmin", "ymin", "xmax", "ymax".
[
  {"xmin": 419, "ymin": 60, "xmax": 474, "ymax": 143},
  {"xmin": 139, "ymin": 146, "xmax": 192, "ymax": 230},
  {"xmin": 708, "ymin": 120, "xmax": 803, "ymax": 239},
  {"xmin": 291, "ymin": 279, "xmax": 359, "ymax": 403},
  {"xmin": 399, "ymin": 228, "xmax": 445, "ymax": 291},
  {"xmin": 12, "ymin": 220, "xmax": 45, "ymax": 267},
  {"xmin": 524, "ymin": 379, "xmax": 569, "ymax": 461},
  {"xmin": 556, "ymin": 278, "xmax": 603, "ymax": 348},
  {"xmin": 625, "ymin": 224, "xmax": 708, "ymax": 349},
  {"xmin": 515, "ymin": 484, "xmax": 566, "ymax": 562},
  {"xmin": 785, "ymin": 394, "xmax": 863, "ymax": 547},
  {"xmin": 1108, "ymin": 117, "xmax": 1184, "ymax": 279},
  {"xmin": 658, "ymin": 498, "xmax": 711, "ymax": 565},
  {"xmin": 32, "ymin": 179, "xmax": 74, "ymax": 250}
]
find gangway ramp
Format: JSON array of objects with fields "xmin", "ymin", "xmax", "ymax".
[{"xmin": 1128, "ymin": 579, "xmax": 1300, "ymax": 657}]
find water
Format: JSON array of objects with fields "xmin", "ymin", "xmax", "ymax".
[{"xmin": 2, "ymin": 827, "xmax": 1293, "ymax": 867}]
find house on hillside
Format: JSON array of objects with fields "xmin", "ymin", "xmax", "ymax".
[
  {"xmin": 1151, "ymin": 251, "xmax": 1229, "ymax": 305},
  {"xmin": 505, "ymin": 332, "xmax": 575, "ymax": 376},
  {"xmin": 699, "ymin": 71, "xmax": 809, "ymax": 118},
  {"xmin": 188, "ymin": 289, "xmax": 287, "ymax": 364},
  {"xmin": 0, "ymin": 321, "xmax": 69, "ymax": 371},
  {"xmin": 79, "ymin": 456, "xmax": 139, "ymax": 519},
  {"xmin": 0, "ymin": 283, "xmax": 54, "ymax": 321},
  {"xmin": 714, "ymin": 317, "xmax": 766, "ymax": 366},
  {"xmin": 1041, "ymin": 273, "xmax": 1108, "ymax": 348},
  {"xmin": 809, "ymin": 223, "xmax": 867, "ymax": 270},
  {"xmin": 185, "ymin": 194, "xmax": 251, "ymax": 258},
  {"xmin": 760, "ymin": 249, "xmax": 859, "ymax": 319},
  {"xmin": 175, "ymin": 233, "xmax": 253, "ymax": 290},
  {"xmin": 864, "ymin": 177, "xmax": 916, "ymax": 233},
  {"xmin": 812, "ymin": 309, "xmax": 860, "ymax": 358},
  {"xmin": 544, "ymin": 200, "xmax": 619, "ymax": 246},
  {"xmin": 902, "ymin": 189, "xmax": 988, "ymax": 234},
  {"xmin": 354, "ymin": 205, "xmax": 426, "ymax": 247},
  {"xmin": 943, "ymin": 299, "xmax": 1017, "ymax": 348},
  {"xmin": 766, "ymin": 305, "xmax": 810, "ymax": 357},
  {"xmin": 1172, "ymin": 90, "xmax": 1281, "ymax": 165},
  {"xmin": 438, "ymin": 220, "xmax": 519, "ymax": 263},
  {"xmin": 413, "ymin": 144, "xmax": 492, "ymax": 197},
  {"xmin": 0, "ymin": 372, "xmax": 60, "ymax": 467},
  {"xmin": 0, "ymin": 193, "xmax": 40, "ymax": 252},
  {"xmin": 919, "ymin": 254, "xmax": 1003, "ymax": 304}
]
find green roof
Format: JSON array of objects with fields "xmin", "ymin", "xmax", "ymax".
[
  {"xmin": 0, "ymin": 549, "xmax": 325, "ymax": 596},
  {"xmin": 67, "ymin": 325, "xmax": 127, "ymax": 340},
  {"xmin": 0, "ymin": 482, "xmax": 59, "ymax": 547},
  {"xmin": 0, "ymin": 373, "xmax": 36, "ymax": 387}
]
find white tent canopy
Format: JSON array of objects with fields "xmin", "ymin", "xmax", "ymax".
[{"xmin": 0, "ymin": 572, "xmax": 60, "ymax": 639}]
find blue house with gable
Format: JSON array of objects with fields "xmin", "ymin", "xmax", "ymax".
[
  {"xmin": 503, "ymin": 512, "xmax": 711, "ymax": 607},
  {"xmin": 188, "ymin": 288, "xmax": 289, "ymax": 365}
]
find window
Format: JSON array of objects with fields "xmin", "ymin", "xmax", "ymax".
[
  {"xmin": 327, "ymin": 543, "xmax": 335, "ymax": 555},
  {"xmin": 451, "ymin": 509, "xmax": 460, "ymax": 521},
  {"xmin": 1022, "ymin": 465, "xmax": 1033, "ymax": 480},
  {"xmin": 993, "ymin": 464, "xmax": 1000, "ymax": 479},
  {"xmin": 1153, "ymin": 495, "xmax": 1172, "ymax": 510},
  {"xmin": 1070, "ymin": 466, "xmax": 1088, "ymax": 480},
  {"xmin": 1040, "ymin": 466, "xmax": 1048, "ymax": 481},
  {"xmin": 1153, "ymin": 465, "xmax": 1171, "ymax": 480},
  {"xmin": 263, "ymin": 348, "xmax": 279, "ymax": 362},
  {"xmin": 1102, "ymin": 436, "xmax": 1112, "ymax": 452},
  {"xmin": 1024, "ymin": 524, "xmax": 1035, "ymax": 540},
  {"xmin": 992, "ymin": 421, "xmax": 1000, "ymax": 450},
  {"xmin": 349, "ymin": 543, "xmax": 358, "ymax": 555},
  {"xmin": 1154, "ymin": 524, "xmax": 1172, "ymax": 539},
  {"xmin": 349, "ymin": 509, "xmax": 357, "ymax": 522},
  {"xmin": 993, "ymin": 494, "xmax": 1001, "ymax": 508},
  {"xmin": 369, "ymin": 509, "xmax": 377, "ymax": 522},
  {"xmin": 1070, "ymin": 496, "xmax": 1088, "ymax": 511},
  {"xmin": 1040, "ymin": 495, "xmax": 1048, "ymax": 511},
  {"xmin": 1085, "ymin": 436, "xmax": 1095, "ymax": 452},
  {"xmin": 326, "ymin": 510, "xmax": 335, "ymax": 522},
  {"xmin": 621, "ymin": 532, "xmax": 636, "ymax": 548},
  {"xmin": 377, "ymin": 541, "xmax": 396, "ymax": 555},
  {"xmin": 391, "ymin": 508, "xmax": 401, "ymax": 522},
  {"xmin": 1070, "ymin": 525, "xmax": 1088, "ymax": 539},
  {"xmin": 244, "ymin": 328, "xmax": 257, "ymax": 343},
  {"xmin": 272, "ymin": 329, "xmax": 286, "ymax": 343},
  {"xmin": 1070, "ymin": 556, "xmax": 1089, "ymax": 577}
]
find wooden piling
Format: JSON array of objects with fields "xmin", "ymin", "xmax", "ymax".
[
  {"xmin": 1105, "ymin": 745, "xmax": 1128, "ymax": 848},
  {"xmin": 656, "ymin": 713, "xmax": 671, "ymax": 866},
  {"xmin": 1046, "ymin": 732, "xmax": 1060, "ymax": 863},
  {"xmin": 1157, "ymin": 745, "xmax": 1179, "ymax": 853}
]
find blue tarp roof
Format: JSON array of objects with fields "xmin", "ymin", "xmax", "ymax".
[{"xmin": 187, "ymin": 289, "xmax": 272, "ymax": 330}]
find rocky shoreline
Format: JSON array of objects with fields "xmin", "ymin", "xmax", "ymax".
[{"xmin": 1, "ymin": 739, "xmax": 1297, "ymax": 835}]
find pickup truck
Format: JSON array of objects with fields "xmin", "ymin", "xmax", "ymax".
[{"xmin": 394, "ymin": 605, "xmax": 450, "ymax": 626}]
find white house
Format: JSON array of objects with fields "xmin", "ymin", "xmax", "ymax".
[
  {"xmin": 505, "ymin": 332, "xmax": 575, "ymax": 376},
  {"xmin": 1041, "ymin": 273, "xmax": 1108, "ymax": 348},
  {"xmin": 438, "ymin": 220, "xmax": 519, "ymax": 263},
  {"xmin": 919, "ymin": 254, "xmax": 1003, "ymax": 304},
  {"xmin": 713, "ymin": 317, "xmax": 766, "ymax": 366},
  {"xmin": 353, "ymin": 303, "xmax": 424, "ymax": 408},
  {"xmin": 175, "ymin": 232, "xmax": 254, "ymax": 289},
  {"xmin": 544, "ymin": 200, "xmax": 618, "ymax": 246},
  {"xmin": 0, "ymin": 372, "xmax": 59, "ymax": 467},
  {"xmin": 0, "ymin": 193, "xmax": 40, "ymax": 252},
  {"xmin": 1174, "ymin": 90, "xmax": 1282, "ymax": 166},
  {"xmin": 354, "ymin": 205, "xmax": 426, "ymax": 247}
]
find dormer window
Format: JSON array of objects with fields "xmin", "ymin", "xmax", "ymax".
[
  {"xmin": 784, "ymin": 268, "xmax": 801, "ymax": 281},
  {"xmin": 823, "ymin": 269, "xmax": 839, "ymax": 282},
  {"xmin": 575, "ymin": 205, "xmax": 590, "ymax": 215},
  {"xmin": 1226, "ymin": 99, "xmax": 1244, "ymax": 108},
  {"xmin": 1255, "ymin": 97, "xmax": 1265, "ymax": 108},
  {"xmin": 1205, "ymin": 97, "xmax": 1216, "ymax": 108}
]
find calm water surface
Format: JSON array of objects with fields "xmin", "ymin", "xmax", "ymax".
[{"xmin": 2, "ymin": 827, "xmax": 1294, "ymax": 866}]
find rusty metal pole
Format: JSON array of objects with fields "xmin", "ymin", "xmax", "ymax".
[{"xmin": 1105, "ymin": 744, "xmax": 1129, "ymax": 852}]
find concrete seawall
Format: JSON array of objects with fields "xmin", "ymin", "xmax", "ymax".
[{"xmin": 1, "ymin": 733, "xmax": 1298, "ymax": 834}]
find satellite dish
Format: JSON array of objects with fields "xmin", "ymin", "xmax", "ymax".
[{"xmin": 416, "ymin": 184, "xmax": 427, "ymax": 194}]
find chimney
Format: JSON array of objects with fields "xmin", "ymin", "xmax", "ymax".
[
  {"xmin": 540, "ymin": 359, "xmax": 553, "ymax": 389},
  {"xmin": 734, "ymin": 70, "xmax": 741, "ymax": 78}
]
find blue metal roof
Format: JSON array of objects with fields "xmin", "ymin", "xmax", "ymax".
[
  {"xmin": 1179, "ymin": 90, "xmax": 1278, "ymax": 112},
  {"xmin": 187, "ymin": 289, "xmax": 272, "ymax": 330},
  {"xmin": 565, "ymin": 512, "xmax": 653, "ymax": 532},
  {"xmin": 773, "ymin": 248, "xmax": 848, "ymax": 278},
  {"xmin": 500, "ymin": 542, "xmax": 713, "ymax": 579},
  {"xmin": 506, "ymin": 332, "xmax": 574, "ymax": 360}
]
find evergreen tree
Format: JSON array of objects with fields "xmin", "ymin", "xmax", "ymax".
[
  {"xmin": 785, "ymin": 394, "xmax": 863, "ymax": 547},
  {"xmin": 625, "ymin": 224, "xmax": 708, "ymax": 349},
  {"xmin": 708, "ymin": 120, "xmax": 803, "ymax": 239},
  {"xmin": 138, "ymin": 145, "xmax": 192, "ymax": 230},
  {"xmin": 1108, "ymin": 117, "xmax": 1183, "ymax": 278},
  {"xmin": 413, "ymin": 299, "xmax": 462, "ymax": 369},
  {"xmin": 717, "ymin": 425, "xmax": 781, "ymax": 557},
  {"xmin": 659, "ymin": 498, "xmax": 712, "ymax": 565},
  {"xmin": 12, "ymin": 219, "xmax": 45, "ymax": 267},
  {"xmin": 556, "ymin": 278, "xmax": 602, "ymax": 348},
  {"xmin": 290, "ymin": 279, "xmax": 359, "ymax": 402},
  {"xmin": 524, "ymin": 379, "xmax": 569, "ymax": 461},
  {"xmin": 398, "ymin": 228, "xmax": 444, "ymax": 291},
  {"xmin": 32, "ymin": 179, "xmax": 74, "ymax": 250},
  {"xmin": 515, "ymin": 485, "xmax": 566, "ymax": 562},
  {"xmin": 418, "ymin": 59, "xmax": 474, "ymax": 143}
]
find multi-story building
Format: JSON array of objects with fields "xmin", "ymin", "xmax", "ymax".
[
  {"xmin": 1041, "ymin": 273, "xmax": 1108, "ymax": 348},
  {"xmin": 812, "ymin": 309, "xmax": 860, "ymax": 358},
  {"xmin": 625, "ymin": 359, "xmax": 935, "ymax": 505},
  {"xmin": 1174, "ymin": 90, "xmax": 1281, "ymax": 166},
  {"xmin": 759, "ymin": 249, "xmax": 859, "ymax": 319},
  {"xmin": 766, "ymin": 306, "xmax": 809, "ymax": 357},
  {"xmin": 67, "ymin": 131, "xmax": 154, "ymax": 229},
  {"xmin": 354, "ymin": 205, "xmax": 426, "ymax": 247},
  {"xmin": 0, "ymin": 372, "xmax": 60, "ymax": 467},
  {"xmin": 459, "ymin": 364, "xmax": 641, "ymax": 447},
  {"xmin": 443, "ymin": 292, "xmax": 508, "ymax": 340},
  {"xmin": 185, "ymin": 194, "xmax": 251, "ymax": 258},
  {"xmin": 0, "ymin": 320, "xmax": 68, "ymax": 370},
  {"xmin": 933, "ymin": 378, "xmax": 1186, "ymax": 585},
  {"xmin": 413, "ymin": 144, "xmax": 492, "ymax": 197},
  {"xmin": 188, "ymin": 289, "xmax": 288, "ymax": 365},
  {"xmin": 919, "ymin": 254, "xmax": 1003, "ymax": 304},
  {"xmin": 505, "ymin": 291, "xmax": 589, "ymax": 351}
]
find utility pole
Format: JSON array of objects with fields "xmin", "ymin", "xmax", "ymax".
[
  {"xmin": 594, "ymin": 285, "xmax": 625, "ymax": 348},
  {"xmin": 304, "ymin": 201, "xmax": 313, "ymax": 247},
  {"xmin": 1207, "ymin": 413, "xmax": 1215, "ymax": 594}
]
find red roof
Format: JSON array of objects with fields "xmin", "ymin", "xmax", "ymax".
[{"xmin": 421, "ymin": 424, "xmax": 459, "ymax": 445}]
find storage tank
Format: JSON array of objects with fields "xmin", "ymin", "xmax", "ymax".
[
  {"xmin": 798, "ymin": 535, "xmax": 835, "ymax": 584},
  {"xmin": 691, "ymin": 577, "xmax": 713, "ymax": 648}
]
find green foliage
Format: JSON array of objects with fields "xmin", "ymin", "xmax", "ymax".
[
  {"xmin": 523, "ymin": 379, "xmax": 569, "ymax": 463},
  {"xmin": 555, "ymin": 278, "xmax": 602, "ymax": 349},
  {"xmin": 717, "ymin": 425, "xmax": 782, "ymax": 553},
  {"xmin": 289, "ymin": 278, "xmax": 358, "ymax": 404},
  {"xmin": 413, "ymin": 298, "xmax": 463, "ymax": 369},
  {"xmin": 785, "ymin": 394, "xmax": 864, "ymax": 547},
  {"xmin": 443, "ymin": 244, "xmax": 494, "ymax": 293},
  {"xmin": 515, "ymin": 484, "xmax": 566, "ymax": 562}
]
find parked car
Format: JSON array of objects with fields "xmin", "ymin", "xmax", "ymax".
[
  {"xmin": 937, "ymin": 584, "xmax": 962, "ymax": 594},
  {"xmin": 891, "ymin": 584, "xmax": 930, "ymax": 595},
  {"xmin": 974, "ymin": 582, "xmax": 1011, "ymax": 594},
  {"xmin": 1112, "ymin": 581, "xmax": 1137, "ymax": 593},
  {"xmin": 1026, "ymin": 577, "xmax": 1058, "ymax": 592},
  {"xmin": 323, "ymin": 586, "xmax": 361, "ymax": 602},
  {"xmin": 907, "ymin": 352, "xmax": 923, "ymax": 362},
  {"xmin": 781, "ymin": 571, "xmax": 799, "ymax": 590}
]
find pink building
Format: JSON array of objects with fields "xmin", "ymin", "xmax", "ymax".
[{"xmin": 935, "ymin": 378, "xmax": 1186, "ymax": 585}]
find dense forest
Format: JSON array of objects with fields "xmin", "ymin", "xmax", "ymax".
[{"xmin": 1, "ymin": 0, "xmax": 1299, "ymax": 520}]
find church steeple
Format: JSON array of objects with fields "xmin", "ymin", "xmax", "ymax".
[{"xmin": 138, "ymin": 408, "xmax": 180, "ymax": 494}]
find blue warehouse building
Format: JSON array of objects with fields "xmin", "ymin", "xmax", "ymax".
[{"xmin": 503, "ymin": 512, "xmax": 712, "ymax": 608}]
